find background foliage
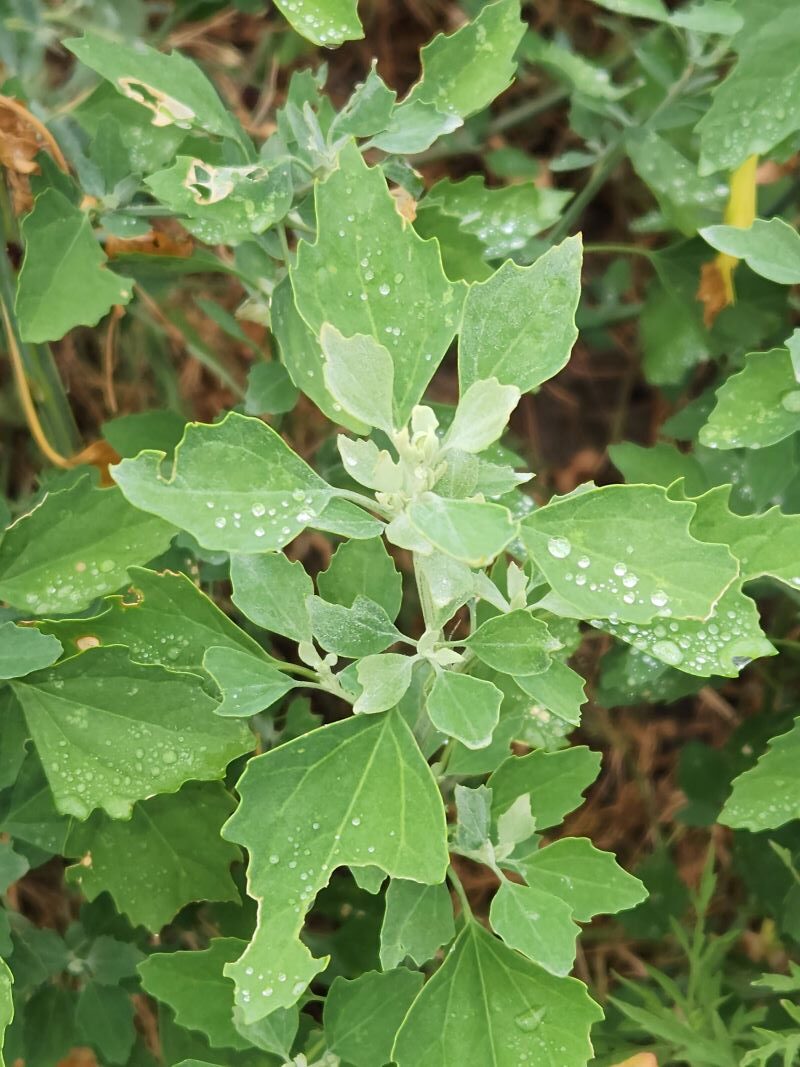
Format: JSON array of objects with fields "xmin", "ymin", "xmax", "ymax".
[{"xmin": 1, "ymin": 1, "xmax": 799, "ymax": 1065}]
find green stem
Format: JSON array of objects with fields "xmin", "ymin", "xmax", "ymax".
[
  {"xmin": 447, "ymin": 865, "xmax": 473, "ymax": 921},
  {"xmin": 335, "ymin": 488, "xmax": 393, "ymax": 520},
  {"xmin": 584, "ymin": 242, "xmax": 655, "ymax": 260},
  {"xmin": 547, "ymin": 139, "xmax": 626, "ymax": 245}
]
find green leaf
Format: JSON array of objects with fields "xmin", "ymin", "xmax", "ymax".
[
  {"xmin": 139, "ymin": 939, "xmax": 250, "ymax": 1051},
  {"xmin": 272, "ymin": 276, "xmax": 366, "ymax": 434},
  {"xmin": 422, "ymin": 177, "xmax": 571, "ymax": 261},
  {"xmin": 0, "ymin": 624, "xmax": 61, "ymax": 680},
  {"xmin": 204, "ymin": 647, "xmax": 296, "ymax": 717},
  {"xmin": 38, "ymin": 566, "xmax": 265, "ymax": 671},
  {"xmin": 369, "ymin": 101, "xmax": 461, "ymax": 155},
  {"xmin": 66, "ymin": 32, "xmax": 243, "ymax": 141},
  {"xmin": 221, "ymin": 710, "xmax": 448, "ymax": 1021},
  {"xmin": 332, "ymin": 62, "xmax": 396, "ymax": 137},
  {"xmin": 0, "ymin": 750, "xmax": 75, "ymax": 855},
  {"xmin": 392, "ymin": 922, "xmax": 602, "ymax": 1066},
  {"xmin": 520, "ymin": 484, "xmax": 738, "ymax": 624},
  {"xmin": 112, "ymin": 412, "xmax": 334, "ymax": 552},
  {"xmin": 354, "ymin": 654, "xmax": 414, "ymax": 714},
  {"xmin": 379, "ymin": 880, "xmax": 455, "ymax": 970},
  {"xmin": 454, "ymin": 784, "xmax": 493, "ymax": 854},
  {"xmin": 400, "ymin": 0, "xmax": 525, "ymax": 120},
  {"xmin": 12, "ymin": 646, "xmax": 251, "ymax": 819},
  {"xmin": 515, "ymin": 660, "xmax": 586, "ymax": 727},
  {"xmin": 66, "ymin": 781, "xmax": 240, "ymax": 930},
  {"xmin": 518, "ymin": 838, "xmax": 647, "ymax": 921},
  {"xmin": 76, "ymin": 981, "xmax": 136, "ymax": 1065},
  {"xmin": 697, "ymin": 6, "xmax": 800, "ymax": 173},
  {"xmin": 320, "ymin": 325, "xmax": 396, "ymax": 433},
  {"xmin": 314, "ymin": 497, "xmax": 383, "ymax": 540},
  {"xmin": 489, "ymin": 880, "xmax": 579, "ymax": 977},
  {"xmin": 308, "ymin": 594, "xmax": 403, "ymax": 657},
  {"xmin": 0, "ymin": 842, "xmax": 28, "ymax": 895},
  {"xmin": 466, "ymin": 610, "xmax": 558, "ymax": 677},
  {"xmin": 407, "ymin": 494, "xmax": 517, "ymax": 567},
  {"xmin": 292, "ymin": 142, "xmax": 465, "ymax": 425},
  {"xmin": 146, "ymin": 158, "xmax": 292, "ymax": 244},
  {"xmin": 16, "ymin": 189, "xmax": 133, "ymax": 343},
  {"xmin": 459, "ymin": 237, "xmax": 582, "ymax": 394},
  {"xmin": 274, "ymin": 0, "xmax": 362, "ymax": 46},
  {"xmin": 317, "ymin": 537, "xmax": 402, "ymax": 620},
  {"xmin": 700, "ymin": 348, "xmax": 800, "ymax": 450},
  {"xmin": 443, "ymin": 379, "xmax": 521, "ymax": 455},
  {"xmin": 0, "ymin": 959, "xmax": 12, "ymax": 1067},
  {"xmin": 720, "ymin": 716, "xmax": 800, "ymax": 831},
  {"xmin": 0, "ymin": 690, "xmax": 28, "ymax": 790},
  {"xmin": 627, "ymin": 130, "xmax": 726, "ymax": 235},
  {"xmin": 324, "ymin": 969, "xmax": 424, "ymax": 1067},
  {"xmin": 595, "ymin": 581, "xmax": 775, "ymax": 677},
  {"xmin": 687, "ymin": 484, "xmax": 800, "ymax": 591},
  {"xmin": 488, "ymin": 746, "xmax": 601, "ymax": 830},
  {"xmin": 231, "ymin": 552, "xmax": 313, "ymax": 642},
  {"xmin": 426, "ymin": 670, "xmax": 503, "ymax": 750},
  {"xmin": 0, "ymin": 478, "xmax": 175, "ymax": 616},
  {"xmin": 701, "ymin": 220, "xmax": 800, "ymax": 285},
  {"xmin": 244, "ymin": 362, "xmax": 298, "ymax": 417}
]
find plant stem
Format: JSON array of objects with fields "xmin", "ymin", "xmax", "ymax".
[
  {"xmin": 447, "ymin": 865, "xmax": 473, "ymax": 921},
  {"xmin": 547, "ymin": 139, "xmax": 626, "ymax": 245},
  {"xmin": 584, "ymin": 242, "xmax": 655, "ymax": 260}
]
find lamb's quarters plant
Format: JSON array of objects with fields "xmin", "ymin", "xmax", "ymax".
[{"xmin": 1, "ymin": 0, "xmax": 800, "ymax": 1063}]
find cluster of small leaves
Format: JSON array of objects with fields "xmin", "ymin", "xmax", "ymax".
[{"xmin": 1, "ymin": 0, "xmax": 800, "ymax": 1064}]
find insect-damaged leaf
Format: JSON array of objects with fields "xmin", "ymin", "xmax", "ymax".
[
  {"xmin": 11, "ymin": 646, "xmax": 251, "ymax": 819},
  {"xmin": 221, "ymin": 710, "xmax": 448, "ymax": 1021},
  {"xmin": 291, "ymin": 143, "xmax": 465, "ymax": 425},
  {"xmin": 112, "ymin": 412, "xmax": 335, "ymax": 553},
  {"xmin": 65, "ymin": 32, "xmax": 243, "ymax": 141}
]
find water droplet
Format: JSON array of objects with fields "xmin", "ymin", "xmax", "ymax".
[
  {"xmin": 781, "ymin": 389, "xmax": 800, "ymax": 413},
  {"xmin": 515, "ymin": 1007, "xmax": 546, "ymax": 1033},
  {"xmin": 547, "ymin": 536, "xmax": 571, "ymax": 559},
  {"xmin": 652, "ymin": 639, "xmax": 683, "ymax": 666},
  {"xmin": 650, "ymin": 589, "xmax": 669, "ymax": 608}
]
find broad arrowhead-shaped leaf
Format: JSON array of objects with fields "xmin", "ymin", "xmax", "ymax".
[
  {"xmin": 324, "ymin": 969, "xmax": 424, "ymax": 1067},
  {"xmin": 66, "ymin": 781, "xmax": 241, "ymax": 930},
  {"xmin": 392, "ymin": 923, "xmax": 602, "ymax": 1066},
  {"xmin": 354, "ymin": 654, "xmax": 414, "ymax": 714},
  {"xmin": 0, "ymin": 477, "xmax": 175, "ymax": 616},
  {"xmin": 11, "ymin": 646, "xmax": 251, "ymax": 818},
  {"xmin": 320, "ymin": 325, "xmax": 396, "ymax": 433},
  {"xmin": 112, "ymin": 412, "xmax": 334, "ymax": 553},
  {"xmin": 139, "ymin": 939, "xmax": 250, "ymax": 1050},
  {"xmin": 66, "ymin": 32, "xmax": 242, "ymax": 140},
  {"xmin": 292, "ymin": 143, "xmax": 465, "ymax": 425},
  {"xmin": 488, "ymin": 747, "xmax": 601, "ymax": 830},
  {"xmin": 699, "ymin": 349, "xmax": 800, "ymax": 450},
  {"xmin": 697, "ymin": 6, "xmax": 800, "ymax": 173},
  {"xmin": 380, "ymin": 880, "xmax": 455, "ymax": 970},
  {"xmin": 221, "ymin": 710, "xmax": 448, "ymax": 1021},
  {"xmin": 204, "ymin": 647, "xmax": 296, "ymax": 717},
  {"xmin": 38, "ymin": 566, "xmax": 265, "ymax": 671},
  {"xmin": 720, "ymin": 716, "xmax": 800, "ymax": 831},
  {"xmin": 459, "ymin": 237, "xmax": 582, "ymax": 393},
  {"xmin": 230, "ymin": 553, "xmax": 313, "ymax": 642},
  {"xmin": 489, "ymin": 880, "xmax": 579, "ymax": 976},
  {"xmin": 274, "ymin": 0, "xmax": 362, "ymax": 46},
  {"xmin": 0, "ymin": 624, "xmax": 61, "ymax": 679},
  {"xmin": 701, "ymin": 219, "xmax": 800, "ymax": 286},
  {"xmin": 520, "ymin": 484, "xmax": 738, "ymax": 624},
  {"xmin": 16, "ymin": 190, "xmax": 133, "ymax": 342},
  {"xmin": 426, "ymin": 671, "xmax": 503, "ymax": 750},
  {"xmin": 317, "ymin": 537, "xmax": 402, "ymax": 620},
  {"xmin": 518, "ymin": 838, "xmax": 647, "ymax": 921},
  {"xmin": 627, "ymin": 129, "xmax": 725, "ymax": 235}
]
